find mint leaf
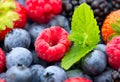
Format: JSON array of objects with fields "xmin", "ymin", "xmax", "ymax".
[
  {"xmin": 70, "ymin": 3, "xmax": 99, "ymax": 46},
  {"xmin": 61, "ymin": 44, "xmax": 96, "ymax": 70},
  {"xmin": 61, "ymin": 3, "xmax": 100, "ymax": 70}
]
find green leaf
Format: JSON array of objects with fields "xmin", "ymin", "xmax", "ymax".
[
  {"xmin": 61, "ymin": 44, "xmax": 96, "ymax": 70},
  {"xmin": 61, "ymin": 3, "xmax": 100, "ymax": 70},
  {"xmin": 71, "ymin": 3, "xmax": 100, "ymax": 46}
]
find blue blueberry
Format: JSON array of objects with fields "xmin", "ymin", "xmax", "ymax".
[
  {"xmin": 0, "ymin": 41, "xmax": 5, "ymax": 52},
  {"xmin": 41, "ymin": 66, "xmax": 67, "ymax": 82},
  {"xmin": 6, "ymin": 64, "xmax": 32, "ymax": 82},
  {"xmin": 54, "ymin": 62, "xmax": 61, "ymax": 68},
  {"xmin": 49, "ymin": 15, "xmax": 70, "ymax": 33},
  {"xmin": 99, "ymin": 33, "xmax": 105, "ymax": 44},
  {"xmin": 66, "ymin": 69, "xmax": 92, "ymax": 81},
  {"xmin": 31, "ymin": 50, "xmax": 47, "ymax": 67},
  {"xmin": 30, "ymin": 65, "xmax": 45, "ymax": 82},
  {"xmin": 81, "ymin": 49, "xmax": 107, "ymax": 76},
  {"xmin": 4, "ymin": 28, "xmax": 31, "ymax": 51},
  {"xmin": 95, "ymin": 44, "xmax": 106, "ymax": 53},
  {"xmin": 94, "ymin": 68, "xmax": 113, "ymax": 82},
  {"xmin": 0, "ymin": 72, "xmax": 6, "ymax": 80},
  {"xmin": 24, "ymin": 23, "xmax": 31, "ymax": 31},
  {"xmin": 16, "ymin": 0, "xmax": 25, "ymax": 6},
  {"xmin": 6, "ymin": 47, "xmax": 33, "ymax": 69},
  {"xmin": 28, "ymin": 23, "xmax": 47, "ymax": 44}
]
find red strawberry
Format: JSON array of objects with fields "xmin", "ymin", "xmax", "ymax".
[
  {"xmin": 0, "ymin": 1, "xmax": 27, "ymax": 41},
  {"xmin": 0, "ymin": 48, "xmax": 6, "ymax": 73},
  {"xmin": 64, "ymin": 77, "xmax": 91, "ymax": 82},
  {"xmin": 35, "ymin": 26, "xmax": 71, "ymax": 62},
  {"xmin": 25, "ymin": 0, "xmax": 62, "ymax": 23},
  {"xmin": 0, "ymin": 78, "xmax": 5, "ymax": 82},
  {"xmin": 106, "ymin": 36, "xmax": 120, "ymax": 70},
  {"xmin": 101, "ymin": 10, "xmax": 120, "ymax": 43}
]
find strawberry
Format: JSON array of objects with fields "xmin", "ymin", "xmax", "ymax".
[
  {"xmin": 0, "ymin": 48, "xmax": 6, "ymax": 73},
  {"xmin": 101, "ymin": 10, "xmax": 120, "ymax": 43},
  {"xmin": 25, "ymin": 0, "xmax": 62, "ymax": 23},
  {"xmin": 64, "ymin": 77, "xmax": 91, "ymax": 82},
  {"xmin": 0, "ymin": 1, "xmax": 27, "ymax": 41},
  {"xmin": 35, "ymin": 26, "xmax": 71, "ymax": 62}
]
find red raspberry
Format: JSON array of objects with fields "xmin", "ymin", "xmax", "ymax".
[
  {"xmin": 0, "ymin": 78, "xmax": 6, "ymax": 82},
  {"xmin": 25, "ymin": 0, "xmax": 62, "ymax": 23},
  {"xmin": 64, "ymin": 77, "xmax": 91, "ymax": 82},
  {"xmin": 35, "ymin": 26, "xmax": 71, "ymax": 62},
  {"xmin": 106, "ymin": 36, "xmax": 120, "ymax": 70},
  {"xmin": 0, "ymin": 48, "xmax": 6, "ymax": 73},
  {"xmin": 0, "ymin": 78, "xmax": 5, "ymax": 82}
]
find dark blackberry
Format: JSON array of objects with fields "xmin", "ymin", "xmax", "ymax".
[
  {"xmin": 62, "ymin": 0, "xmax": 112, "ymax": 29},
  {"xmin": 112, "ymin": 68, "xmax": 120, "ymax": 81},
  {"xmin": 62, "ymin": 0, "xmax": 80, "ymax": 23},
  {"xmin": 110, "ymin": 0, "xmax": 120, "ymax": 10}
]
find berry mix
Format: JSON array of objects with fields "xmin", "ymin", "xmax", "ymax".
[{"xmin": 1, "ymin": 0, "xmax": 120, "ymax": 82}]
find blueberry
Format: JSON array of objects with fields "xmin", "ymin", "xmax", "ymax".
[
  {"xmin": 53, "ymin": 62, "xmax": 61, "ymax": 67},
  {"xmin": 28, "ymin": 23, "xmax": 47, "ymax": 44},
  {"xmin": 16, "ymin": 0, "xmax": 25, "ymax": 6},
  {"xmin": 94, "ymin": 68, "xmax": 113, "ymax": 82},
  {"xmin": 81, "ymin": 49, "xmax": 107, "ymax": 76},
  {"xmin": 66, "ymin": 69, "xmax": 92, "ymax": 81},
  {"xmin": 30, "ymin": 65, "xmax": 45, "ymax": 82},
  {"xmin": 49, "ymin": 15, "xmax": 70, "ymax": 33},
  {"xmin": 0, "ymin": 72, "xmax": 6, "ymax": 80},
  {"xmin": 0, "ymin": 41, "xmax": 5, "ymax": 52},
  {"xmin": 31, "ymin": 50, "xmax": 47, "ymax": 67},
  {"xmin": 24, "ymin": 23, "xmax": 31, "ymax": 31},
  {"xmin": 4, "ymin": 28, "xmax": 31, "ymax": 51},
  {"xmin": 95, "ymin": 44, "xmax": 106, "ymax": 53},
  {"xmin": 99, "ymin": 33, "xmax": 105, "ymax": 44},
  {"xmin": 41, "ymin": 66, "xmax": 67, "ymax": 82},
  {"xmin": 6, "ymin": 47, "xmax": 33, "ymax": 69},
  {"xmin": 6, "ymin": 64, "xmax": 32, "ymax": 82}
]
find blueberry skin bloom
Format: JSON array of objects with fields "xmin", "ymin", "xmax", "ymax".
[
  {"xmin": 81, "ymin": 49, "xmax": 107, "ymax": 76},
  {"xmin": 6, "ymin": 64, "xmax": 32, "ymax": 82},
  {"xmin": 41, "ymin": 66, "xmax": 67, "ymax": 82},
  {"xmin": 6, "ymin": 47, "xmax": 33, "ymax": 69},
  {"xmin": 4, "ymin": 28, "xmax": 31, "ymax": 51}
]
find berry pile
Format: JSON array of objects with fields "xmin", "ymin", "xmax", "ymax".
[
  {"xmin": 1, "ymin": 0, "xmax": 120, "ymax": 82},
  {"xmin": 62, "ymin": 0, "xmax": 112, "ymax": 29}
]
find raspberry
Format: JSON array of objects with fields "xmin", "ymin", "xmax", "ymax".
[
  {"xmin": 106, "ymin": 36, "xmax": 120, "ymax": 70},
  {"xmin": 64, "ymin": 77, "xmax": 91, "ymax": 82},
  {"xmin": 0, "ymin": 78, "xmax": 5, "ymax": 82},
  {"xmin": 0, "ymin": 48, "xmax": 6, "ymax": 73},
  {"xmin": 25, "ymin": 0, "xmax": 62, "ymax": 23},
  {"xmin": 35, "ymin": 26, "xmax": 71, "ymax": 62}
]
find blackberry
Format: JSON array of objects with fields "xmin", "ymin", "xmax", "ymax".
[
  {"xmin": 62, "ymin": 0, "xmax": 111, "ymax": 29},
  {"xmin": 62, "ymin": 0, "xmax": 80, "ymax": 24},
  {"xmin": 112, "ymin": 68, "xmax": 120, "ymax": 82},
  {"xmin": 110, "ymin": 0, "xmax": 120, "ymax": 10}
]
